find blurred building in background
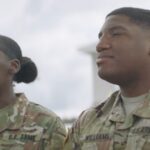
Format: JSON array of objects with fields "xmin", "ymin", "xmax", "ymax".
[
  {"xmin": 63, "ymin": 43, "xmax": 117, "ymax": 126},
  {"xmin": 80, "ymin": 43, "xmax": 117, "ymax": 105}
]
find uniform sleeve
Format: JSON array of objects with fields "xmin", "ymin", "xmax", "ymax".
[
  {"xmin": 48, "ymin": 117, "xmax": 67, "ymax": 150},
  {"xmin": 25, "ymin": 102, "xmax": 67, "ymax": 150},
  {"xmin": 64, "ymin": 107, "xmax": 100, "ymax": 150},
  {"xmin": 64, "ymin": 99, "xmax": 110, "ymax": 150},
  {"xmin": 63, "ymin": 111, "xmax": 87, "ymax": 150},
  {"xmin": 63, "ymin": 127, "xmax": 79, "ymax": 150}
]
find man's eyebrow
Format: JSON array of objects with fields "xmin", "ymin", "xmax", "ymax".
[
  {"xmin": 109, "ymin": 25, "xmax": 127, "ymax": 31},
  {"xmin": 98, "ymin": 25, "xmax": 127, "ymax": 38},
  {"xmin": 108, "ymin": 25, "xmax": 128, "ymax": 31}
]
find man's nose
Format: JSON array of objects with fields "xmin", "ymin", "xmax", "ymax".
[{"xmin": 96, "ymin": 36, "xmax": 111, "ymax": 52}]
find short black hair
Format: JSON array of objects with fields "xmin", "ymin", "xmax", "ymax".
[
  {"xmin": 107, "ymin": 7, "xmax": 150, "ymax": 28},
  {"xmin": 0, "ymin": 35, "xmax": 38, "ymax": 83}
]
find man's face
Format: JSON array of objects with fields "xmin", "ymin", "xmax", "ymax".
[{"xmin": 96, "ymin": 15, "xmax": 150, "ymax": 85}]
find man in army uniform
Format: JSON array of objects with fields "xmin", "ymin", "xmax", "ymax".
[
  {"xmin": 64, "ymin": 7, "xmax": 150, "ymax": 150},
  {"xmin": 0, "ymin": 35, "xmax": 66, "ymax": 149}
]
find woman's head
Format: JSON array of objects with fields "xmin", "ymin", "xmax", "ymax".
[{"xmin": 0, "ymin": 35, "xmax": 37, "ymax": 85}]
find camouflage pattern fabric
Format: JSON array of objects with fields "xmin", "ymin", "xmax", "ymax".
[
  {"xmin": 0, "ymin": 93, "xmax": 66, "ymax": 150},
  {"xmin": 64, "ymin": 91, "xmax": 150, "ymax": 150}
]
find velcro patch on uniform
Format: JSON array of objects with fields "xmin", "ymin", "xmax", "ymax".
[
  {"xmin": 131, "ymin": 127, "xmax": 150, "ymax": 134},
  {"xmin": 3, "ymin": 133, "xmax": 36, "ymax": 142},
  {"xmin": 81, "ymin": 133, "xmax": 112, "ymax": 142}
]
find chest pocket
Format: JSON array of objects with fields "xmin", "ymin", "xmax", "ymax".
[
  {"xmin": 113, "ymin": 130, "xmax": 128, "ymax": 150},
  {"xmin": 0, "ymin": 140, "xmax": 40, "ymax": 150},
  {"xmin": 81, "ymin": 133, "xmax": 113, "ymax": 150},
  {"xmin": 82, "ymin": 142, "xmax": 98, "ymax": 150},
  {"xmin": 0, "ymin": 141, "xmax": 24, "ymax": 150},
  {"xmin": 126, "ymin": 127, "xmax": 150, "ymax": 150}
]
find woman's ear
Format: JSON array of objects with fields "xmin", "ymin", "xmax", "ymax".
[
  {"xmin": 148, "ymin": 48, "xmax": 150, "ymax": 56},
  {"xmin": 8, "ymin": 59, "xmax": 21, "ymax": 75}
]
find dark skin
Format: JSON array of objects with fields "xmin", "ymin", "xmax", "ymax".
[
  {"xmin": 0, "ymin": 51, "xmax": 20, "ymax": 108},
  {"xmin": 96, "ymin": 15, "xmax": 150, "ymax": 97}
]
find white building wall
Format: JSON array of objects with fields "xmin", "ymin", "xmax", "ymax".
[{"xmin": 80, "ymin": 43, "xmax": 117, "ymax": 105}]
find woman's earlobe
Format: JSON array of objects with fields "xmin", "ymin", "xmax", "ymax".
[
  {"xmin": 147, "ymin": 47, "xmax": 150, "ymax": 55},
  {"xmin": 8, "ymin": 59, "xmax": 21, "ymax": 75}
]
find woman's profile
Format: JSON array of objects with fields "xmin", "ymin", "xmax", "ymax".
[{"xmin": 0, "ymin": 35, "xmax": 66, "ymax": 150}]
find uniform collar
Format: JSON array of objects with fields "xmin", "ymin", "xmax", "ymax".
[
  {"xmin": 132, "ymin": 91, "xmax": 150, "ymax": 118},
  {"xmin": 0, "ymin": 93, "xmax": 29, "ymax": 132},
  {"xmin": 107, "ymin": 90, "xmax": 150, "ymax": 130},
  {"xmin": 98, "ymin": 91, "xmax": 120, "ymax": 113},
  {"xmin": 106, "ymin": 92, "xmax": 135, "ymax": 130},
  {"xmin": 108, "ymin": 92, "xmax": 126, "ymax": 123}
]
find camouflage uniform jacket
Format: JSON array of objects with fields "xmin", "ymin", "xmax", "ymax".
[
  {"xmin": 64, "ymin": 91, "xmax": 150, "ymax": 150},
  {"xmin": 0, "ymin": 93, "xmax": 66, "ymax": 150}
]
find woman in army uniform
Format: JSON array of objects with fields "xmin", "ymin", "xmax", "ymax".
[{"xmin": 0, "ymin": 35, "xmax": 66, "ymax": 150}]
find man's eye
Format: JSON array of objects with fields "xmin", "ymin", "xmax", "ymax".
[
  {"xmin": 112, "ymin": 32, "xmax": 121, "ymax": 36},
  {"xmin": 111, "ymin": 31, "xmax": 123, "ymax": 36}
]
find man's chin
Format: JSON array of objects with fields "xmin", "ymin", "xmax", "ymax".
[{"xmin": 98, "ymin": 70, "xmax": 119, "ymax": 84}]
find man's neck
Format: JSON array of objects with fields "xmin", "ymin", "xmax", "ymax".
[
  {"xmin": 119, "ymin": 69, "xmax": 150, "ymax": 97},
  {"xmin": 120, "ymin": 81, "xmax": 150, "ymax": 97}
]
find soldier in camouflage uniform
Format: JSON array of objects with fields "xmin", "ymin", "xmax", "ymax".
[
  {"xmin": 64, "ymin": 7, "xmax": 150, "ymax": 150},
  {"xmin": 0, "ymin": 35, "xmax": 66, "ymax": 149}
]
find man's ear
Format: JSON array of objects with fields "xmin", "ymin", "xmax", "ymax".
[
  {"xmin": 147, "ymin": 35, "xmax": 150, "ymax": 54},
  {"xmin": 148, "ymin": 48, "xmax": 150, "ymax": 56},
  {"xmin": 8, "ymin": 59, "xmax": 21, "ymax": 75}
]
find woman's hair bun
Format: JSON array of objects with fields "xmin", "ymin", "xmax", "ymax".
[{"xmin": 14, "ymin": 57, "xmax": 38, "ymax": 83}]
